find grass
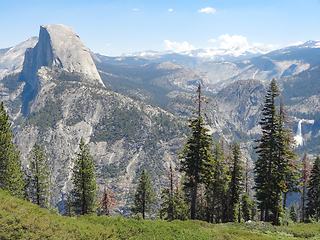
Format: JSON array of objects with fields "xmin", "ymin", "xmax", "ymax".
[{"xmin": 1, "ymin": 189, "xmax": 320, "ymax": 239}]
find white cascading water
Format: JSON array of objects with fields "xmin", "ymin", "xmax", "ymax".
[{"xmin": 294, "ymin": 120, "xmax": 303, "ymax": 146}]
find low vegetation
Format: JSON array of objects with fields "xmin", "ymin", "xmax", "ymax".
[{"xmin": 1, "ymin": 189, "xmax": 320, "ymax": 239}]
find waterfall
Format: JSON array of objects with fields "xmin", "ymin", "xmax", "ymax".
[{"xmin": 294, "ymin": 120, "xmax": 303, "ymax": 146}]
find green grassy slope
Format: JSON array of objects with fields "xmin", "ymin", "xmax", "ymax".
[{"xmin": 1, "ymin": 189, "xmax": 319, "ymax": 239}]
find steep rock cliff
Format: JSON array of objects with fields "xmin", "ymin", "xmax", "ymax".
[{"xmin": 20, "ymin": 24, "xmax": 104, "ymax": 93}]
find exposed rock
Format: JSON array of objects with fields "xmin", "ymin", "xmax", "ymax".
[
  {"xmin": 153, "ymin": 62, "xmax": 216, "ymax": 93},
  {"xmin": 43, "ymin": 24, "xmax": 103, "ymax": 85},
  {"xmin": 289, "ymin": 95, "xmax": 320, "ymax": 115},
  {"xmin": 20, "ymin": 24, "xmax": 104, "ymax": 92},
  {"xmin": 0, "ymin": 37, "xmax": 38, "ymax": 80},
  {"xmin": 214, "ymin": 79, "xmax": 265, "ymax": 132}
]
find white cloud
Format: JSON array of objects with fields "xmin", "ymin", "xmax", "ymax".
[
  {"xmin": 198, "ymin": 7, "xmax": 216, "ymax": 14},
  {"xmin": 206, "ymin": 34, "xmax": 278, "ymax": 57},
  {"xmin": 106, "ymin": 43, "xmax": 112, "ymax": 46},
  {"xmin": 218, "ymin": 34, "xmax": 249, "ymax": 49},
  {"xmin": 163, "ymin": 40, "xmax": 196, "ymax": 52},
  {"xmin": 133, "ymin": 8, "xmax": 138, "ymax": 11},
  {"xmin": 168, "ymin": 9, "xmax": 173, "ymax": 12}
]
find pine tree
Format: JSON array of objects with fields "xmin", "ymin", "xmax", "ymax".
[
  {"xmin": 228, "ymin": 142, "xmax": 245, "ymax": 222},
  {"xmin": 63, "ymin": 195, "xmax": 75, "ymax": 217},
  {"xmin": 205, "ymin": 142, "xmax": 230, "ymax": 223},
  {"xmin": 197, "ymin": 184, "xmax": 207, "ymax": 220},
  {"xmin": 178, "ymin": 83, "xmax": 213, "ymax": 220},
  {"xmin": 241, "ymin": 193, "xmax": 252, "ymax": 222},
  {"xmin": 160, "ymin": 186, "xmax": 189, "ymax": 221},
  {"xmin": 25, "ymin": 142, "xmax": 52, "ymax": 208},
  {"xmin": 223, "ymin": 143, "xmax": 233, "ymax": 223},
  {"xmin": 159, "ymin": 163, "xmax": 188, "ymax": 221},
  {"xmin": 98, "ymin": 186, "xmax": 117, "ymax": 216},
  {"xmin": 131, "ymin": 168, "xmax": 156, "ymax": 219},
  {"xmin": 307, "ymin": 156, "xmax": 320, "ymax": 222},
  {"xmin": 254, "ymin": 79, "xmax": 288, "ymax": 225},
  {"xmin": 0, "ymin": 102, "xmax": 24, "ymax": 198},
  {"xmin": 70, "ymin": 137, "xmax": 98, "ymax": 215},
  {"xmin": 279, "ymin": 97, "xmax": 301, "ymax": 209},
  {"xmin": 289, "ymin": 202, "xmax": 298, "ymax": 223},
  {"xmin": 301, "ymin": 151, "xmax": 311, "ymax": 222}
]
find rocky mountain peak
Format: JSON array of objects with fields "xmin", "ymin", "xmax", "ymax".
[
  {"xmin": 0, "ymin": 37, "xmax": 38, "ymax": 80},
  {"xmin": 20, "ymin": 24, "xmax": 105, "ymax": 90}
]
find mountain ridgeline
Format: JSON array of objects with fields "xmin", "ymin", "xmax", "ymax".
[{"xmin": 1, "ymin": 24, "xmax": 320, "ymax": 213}]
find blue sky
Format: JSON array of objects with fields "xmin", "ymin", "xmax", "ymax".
[{"xmin": 1, "ymin": 0, "xmax": 320, "ymax": 56}]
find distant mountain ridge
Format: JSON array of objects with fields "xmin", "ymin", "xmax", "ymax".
[
  {"xmin": 197, "ymin": 40, "xmax": 320, "ymax": 87},
  {"xmin": 94, "ymin": 40, "xmax": 320, "ymax": 90},
  {"xmin": 121, "ymin": 45, "xmax": 269, "ymax": 64}
]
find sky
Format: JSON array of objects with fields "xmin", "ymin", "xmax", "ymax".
[{"xmin": 1, "ymin": 0, "xmax": 320, "ymax": 56}]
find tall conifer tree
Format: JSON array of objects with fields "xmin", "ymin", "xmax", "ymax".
[
  {"xmin": 63, "ymin": 195, "xmax": 75, "ymax": 217},
  {"xmin": 241, "ymin": 192, "xmax": 252, "ymax": 222},
  {"xmin": 228, "ymin": 142, "xmax": 244, "ymax": 222},
  {"xmin": 25, "ymin": 142, "xmax": 52, "ymax": 208},
  {"xmin": 178, "ymin": 83, "xmax": 213, "ymax": 220},
  {"xmin": 279, "ymin": 97, "xmax": 301, "ymax": 209},
  {"xmin": 70, "ymin": 137, "xmax": 98, "ymax": 215},
  {"xmin": 131, "ymin": 168, "xmax": 156, "ymax": 219},
  {"xmin": 160, "ymin": 163, "xmax": 188, "ymax": 221},
  {"xmin": 254, "ymin": 79, "xmax": 288, "ymax": 225},
  {"xmin": 0, "ymin": 102, "xmax": 24, "ymax": 198},
  {"xmin": 205, "ymin": 142, "xmax": 229, "ymax": 223},
  {"xmin": 301, "ymin": 151, "xmax": 311, "ymax": 222},
  {"xmin": 307, "ymin": 156, "xmax": 320, "ymax": 222}
]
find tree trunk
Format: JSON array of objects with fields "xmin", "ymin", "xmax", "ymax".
[
  {"xmin": 273, "ymin": 195, "xmax": 279, "ymax": 225},
  {"xmin": 260, "ymin": 209, "xmax": 264, "ymax": 221},
  {"xmin": 302, "ymin": 187, "xmax": 305, "ymax": 222},
  {"xmin": 265, "ymin": 208, "xmax": 269, "ymax": 222},
  {"xmin": 283, "ymin": 192, "xmax": 287, "ymax": 210},
  {"xmin": 143, "ymin": 192, "xmax": 146, "ymax": 219},
  {"xmin": 191, "ymin": 180, "xmax": 198, "ymax": 220},
  {"xmin": 226, "ymin": 188, "xmax": 230, "ymax": 222},
  {"xmin": 210, "ymin": 192, "xmax": 215, "ymax": 223},
  {"xmin": 209, "ymin": 190, "xmax": 215, "ymax": 223}
]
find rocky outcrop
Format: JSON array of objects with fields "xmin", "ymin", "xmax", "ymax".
[
  {"xmin": 20, "ymin": 24, "xmax": 104, "ymax": 91},
  {"xmin": 289, "ymin": 95, "xmax": 320, "ymax": 115},
  {"xmin": 214, "ymin": 79, "xmax": 265, "ymax": 133},
  {"xmin": 0, "ymin": 37, "xmax": 38, "ymax": 80}
]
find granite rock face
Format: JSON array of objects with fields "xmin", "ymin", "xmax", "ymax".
[
  {"xmin": 20, "ymin": 24, "xmax": 104, "ymax": 91},
  {"xmin": 0, "ymin": 37, "xmax": 38, "ymax": 80}
]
